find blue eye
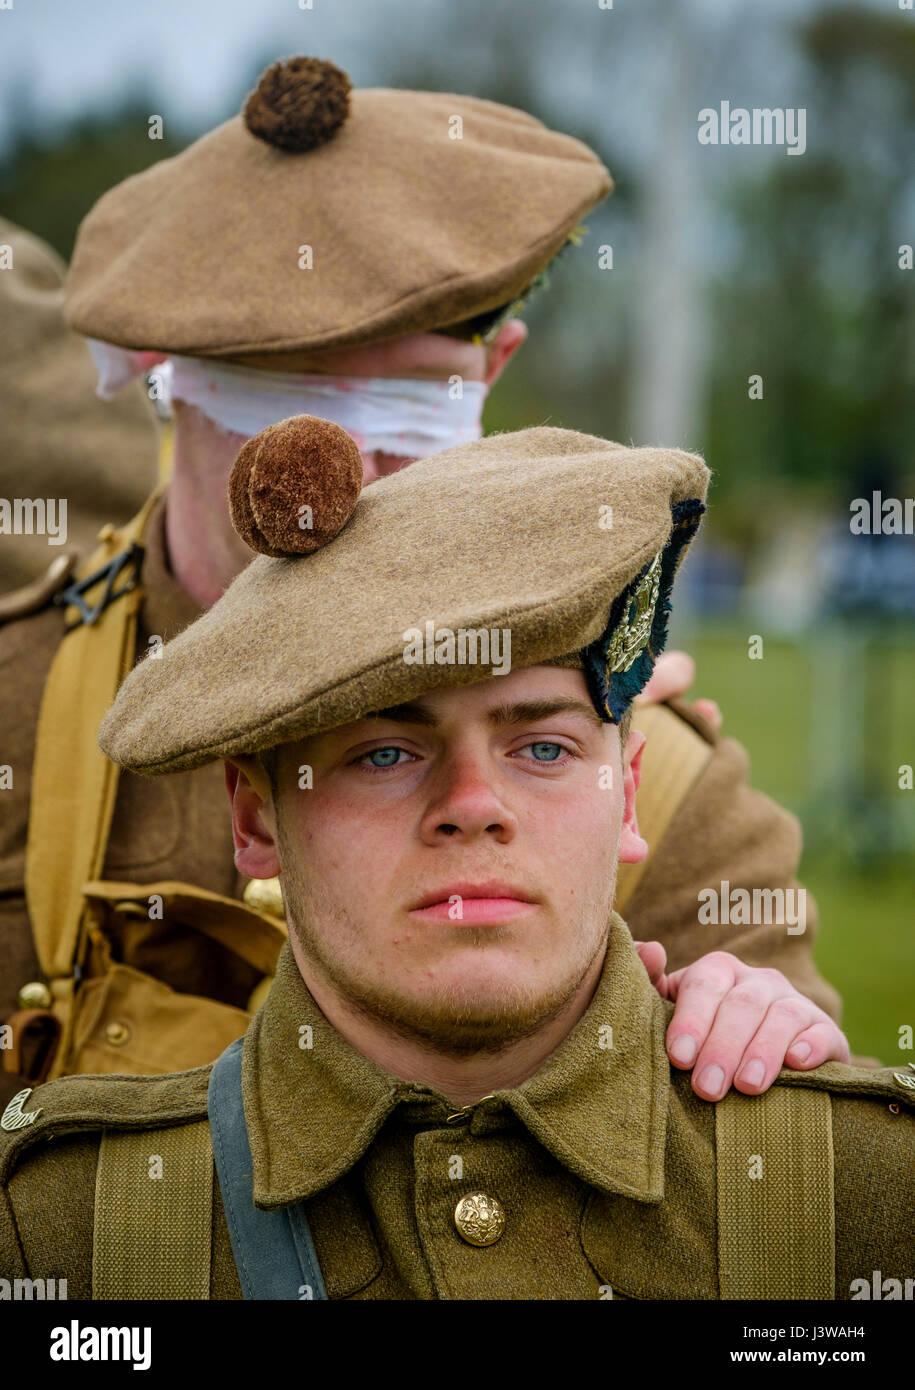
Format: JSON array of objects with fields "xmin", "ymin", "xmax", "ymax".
[
  {"xmin": 529, "ymin": 742, "xmax": 563, "ymax": 762},
  {"xmin": 365, "ymin": 747, "xmax": 403, "ymax": 767}
]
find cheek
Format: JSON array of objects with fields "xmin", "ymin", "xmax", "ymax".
[
  {"xmin": 529, "ymin": 784, "xmax": 621, "ymax": 868},
  {"xmin": 282, "ymin": 789, "xmax": 405, "ymax": 893}
]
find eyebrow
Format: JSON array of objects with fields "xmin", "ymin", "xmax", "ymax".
[{"xmin": 367, "ymin": 697, "xmax": 605, "ymax": 731}]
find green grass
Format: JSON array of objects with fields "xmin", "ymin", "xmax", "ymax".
[
  {"xmin": 803, "ymin": 857, "xmax": 913, "ymax": 1064},
  {"xmin": 670, "ymin": 623, "xmax": 914, "ymax": 1063},
  {"xmin": 681, "ymin": 624, "xmax": 915, "ymax": 814}
]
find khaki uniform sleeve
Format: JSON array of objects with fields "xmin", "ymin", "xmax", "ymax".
[
  {"xmin": 0, "ymin": 609, "xmax": 59, "ymax": 1103},
  {"xmin": 0, "ymin": 1135, "xmax": 96, "ymax": 1295},
  {"xmin": 0, "ymin": 1183, "xmax": 29, "ymax": 1279},
  {"xmin": 773, "ymin": 1066, "xmax": 915, "ymax": 1293},
  {"xmin": 0, "ymin": 1077, "xmax": 99, "ymax": 1293},
  {"xmin": 833, "ymin": 1089, "xmax": 915, "ymax": 1296},
  {"xmin": 624, "ymin": 707, "xmax": 843, "ymax": 1023}
]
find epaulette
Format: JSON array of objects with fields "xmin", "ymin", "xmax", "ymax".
[
  {"xmin": 772, "ymin": 1059, "xmax": 915, "ymax": 1110},
  {"xmin": 0, "ymin": 1065, "xmax": 212, "ymax": 1181},
  {"xmin": 0, "ymin": 553, "xmax": 78, "ymax": 626}
]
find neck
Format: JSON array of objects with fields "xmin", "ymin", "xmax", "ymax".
[
  {"xmin": 164, "ymin": 402, "xmax": 256, "ymax": 607},
  {"xmin": 288, "ymin": 932, "xmax": 608, "ymax": 1108}
]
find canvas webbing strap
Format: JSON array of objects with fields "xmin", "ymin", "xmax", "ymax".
[
  {"xmin": 93, "ymin": 1120, "xmax": 213, "ymax": 1299},
  {"xmin": 208, "ymin": 1037, "xmax": 328, "ymax": 1301},
  {"xmin": 614, "ymin": 703, "xmax": 714, "ymax": 916},
  {"xmin": 25, "ymin": 488, "xmax": 164, "ymax": 992},
  {"xmin": 716, "ymin": 1086, "xmax": 835, "ymax": 1299}
]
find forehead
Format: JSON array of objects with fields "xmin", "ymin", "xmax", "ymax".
[
  {"xmin": 294, "ymin": 331, "xmax": 488, "ymax": 381},
  {"xmin": 397, "ymin": 665, "xmax": 594, "ymax": 718},
  {"xmin": 316, "ymin": 666, "xmax": 604, "ymax": 742}
]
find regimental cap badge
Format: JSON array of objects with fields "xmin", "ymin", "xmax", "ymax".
[
  {"xmin": 582, "ymin": 497, "xmax": 706, "ymax": 725},
  {"xmin": 604, "ymin": 551, "xmax": 664, "ymax": 676},
  {"xmin": 1, "ymin": 1088, "xmax": 43, "ymax": 1132}
]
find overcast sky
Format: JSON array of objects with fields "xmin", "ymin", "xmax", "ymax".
[{"xmin": 0, "ymin": 0, "xmax": 874, "ymax": 150}]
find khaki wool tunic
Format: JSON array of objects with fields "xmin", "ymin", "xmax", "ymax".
[{"xmin": 1, "ymin": 915, "xmax": 912, "ymax": 1300}]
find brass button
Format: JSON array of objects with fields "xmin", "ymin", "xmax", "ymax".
[
  {"xmin": 18, "ymin": 981, "xmax": 52, "ymax": 1010},
  {"xmin": 243, "ymin": 876, "xmax": 285, "ymax": 920},
  {"xmin": 105, "ymin": 1021, "xmax": 131, "ymax": 1046},
  {"xmin": 454, "ymin": 1193, "xmax": 505, "ymax": 1247}
]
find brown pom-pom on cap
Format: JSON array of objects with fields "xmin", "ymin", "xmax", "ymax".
[
  {"xmin": 229, "ymin": 414, "xmax": 363, "ymax": 558},
  {"xmin": 243, "ymin": 56, "xmax": 352, "ymax": 153}
]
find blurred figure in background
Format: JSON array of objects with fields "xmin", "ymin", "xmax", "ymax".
[{"xmin": 0, "ymin": 217, "xmax": 158, "ymax": 606}]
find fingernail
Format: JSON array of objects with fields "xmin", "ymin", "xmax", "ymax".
[
  {"xmin": 741, "ymin": 1058, "xmax": 766, "ymax": 1088},
  {"xmin": 789, "ymin": 1042, "xmax": 811, "ymax": 1063},
  {"xmin": 670, "ymin": 1036, "xmax": 697, "ymax": 1066},
  {"xmin": 698, "ymin": 1064, "xmax": 725, "ymax": 1096}
]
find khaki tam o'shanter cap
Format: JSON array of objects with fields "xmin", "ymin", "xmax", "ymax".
[
  {"xmin": 99, "ymin": 420, "xmax": 709, "ymax": 775},
  {"xmin": 64, "ymin": 56, "xmax": 613, "ymax": 365}
]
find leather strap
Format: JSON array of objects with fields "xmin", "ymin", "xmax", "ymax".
[
  {"xmin": 716, "ymin": 1086, "xmax": 835, "ymax": 1299},
  {"xmin": 208, "ymin": 1037, "xmax": 328, "ymax": 1301},
  {"xmin": 0, "ymin": 1009, "xmax": 60, "ymax": 1083},
  {"xmin": 93, "ymin": 1119, "xmax": 213, "ymax": 1299}
]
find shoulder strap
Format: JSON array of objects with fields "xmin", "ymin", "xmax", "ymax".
[
  {"xmin": 614, "ymin": 702, "xmax": 714, "ymax": 916},
  {"xmin": 24, "ymin": 489, "xmax": 164, "ymax": 1063},
  {"xmin": 93, "ymin": 1118, "xmax": 213, "ymax": 1299},
  {"xmin": 208, "ymin": 1037, "xmax": 328, "ymax": 1301},
  {"xmin": 716, "ymin": 1085, "xmax": 835, "ymax": 1299}
]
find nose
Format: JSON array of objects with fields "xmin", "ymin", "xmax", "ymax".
[{"xmin": 418, "ymin": 748, "xmax": 518, "ymax": 846}]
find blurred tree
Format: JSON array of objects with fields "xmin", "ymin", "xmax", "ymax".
[
  {"xmin": 3, "ymin": 0, "xmax": 910, "ymax": 526},
  {"xmin": 0, "ymin": 94, "xmax": 188, "ymax": 261},
  {"xmin": 703, "ymin": 6, "xmax": 915, "ymax": 525}
]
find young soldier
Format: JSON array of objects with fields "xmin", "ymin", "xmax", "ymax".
[
  {"xmin": 0, "ymin": 420, "xmax": 908, "ymax": 1300},
  {"xmin": 0, "ymin": 58, "xmax": 849, "ymax": 1099}
]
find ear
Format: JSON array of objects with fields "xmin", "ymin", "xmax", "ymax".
[
  {"xmin": 618, "ymin": 728, "xmax": 649, "ymax": 865},
  {"xmin": 483, "ymin": 318, "xmax": 528, "ymax": 387},
  {"xmin": 224, "ymin": 757, "xmax": 281, "ymax": 879}
]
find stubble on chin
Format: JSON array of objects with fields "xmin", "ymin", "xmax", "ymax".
[{"xmin": 278, "ymin": 824, "xmax": 612, "ymax": 1058}]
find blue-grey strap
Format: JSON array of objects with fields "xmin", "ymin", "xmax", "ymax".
[{"xmin": 208, "ymin": 1036, "xmax": 328, "ymax": 1301}]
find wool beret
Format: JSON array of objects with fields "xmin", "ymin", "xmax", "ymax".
[
  {"xmin": 0, "ymin": 218, "xmax": 158, "ymax": 594},
  {"xmin": 64, "ymin": 57, "xmax": 612, "ymax": 364},
  {"xmin": 99, "ymin": 423, "xmax": 709, "ymax": 774}
]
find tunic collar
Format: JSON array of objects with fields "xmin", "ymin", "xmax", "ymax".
[{"xmin": 243, "ymin": 910, "xmax": 670, "ymax": 1208}]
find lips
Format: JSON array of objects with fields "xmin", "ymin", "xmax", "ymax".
[{"xmin": 410, "ymin": 881, "xmax": 537, "ymax": 911}]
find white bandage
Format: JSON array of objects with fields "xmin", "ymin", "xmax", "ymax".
[
  {"xmin": 88, "ymin": 340, "xmax": 487, "ymax": 458},
  {"xmin": 86, "ymin": 339, "xmax": 167, "ymax": 397}
]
